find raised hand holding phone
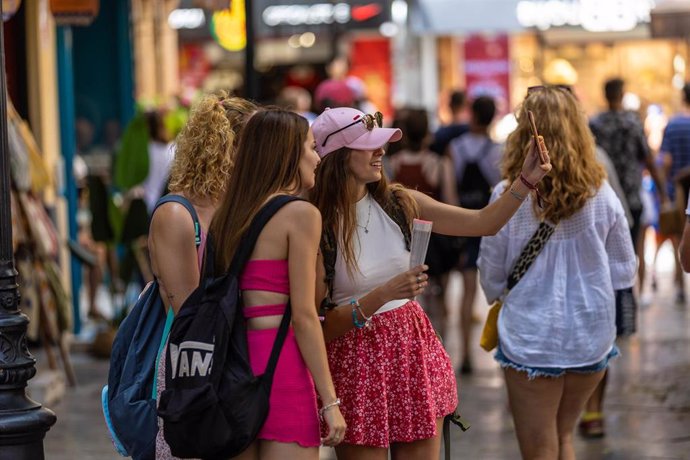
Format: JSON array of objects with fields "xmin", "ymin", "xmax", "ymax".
[
  {"xmin": 528, "ymin": 110, "xmax": 550, "ymax": 165},
  {"xmin": 518, "ymin": 110, "xmax": 552, "ymax": 207}
]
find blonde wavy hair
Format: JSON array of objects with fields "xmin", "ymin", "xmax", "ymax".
[
  {"xmin": 503, "ymin": 86, "xmax": 605, "ymax": 223},
  {"xmin": 168, "ymin": 91, "xmax": 256, "ymax": 202}
]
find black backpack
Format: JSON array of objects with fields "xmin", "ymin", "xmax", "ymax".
[
  {"xmin": 157, "ymin": 195, "xmax": 300, "ymax": 459},
  {"xmin": 455, "ymin": 139, "xmax": 493, "ymax": 210}
]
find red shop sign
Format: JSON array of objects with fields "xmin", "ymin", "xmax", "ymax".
[{"xmin": 463, "ymin": 34, "xmax": 511, "ymax": 115}]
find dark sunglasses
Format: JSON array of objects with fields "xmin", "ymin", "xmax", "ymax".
[
  {"xmin": 527, "ymin": 84, "xmax": 573, "ymax": 95},
  {"xmin": 321, "ymin": 111, "xmax": 383, "ymax": 147}
]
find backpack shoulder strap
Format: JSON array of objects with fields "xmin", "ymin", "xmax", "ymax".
[
  {"xmin": 153, "ymin": 194, "xmax": 202, "ymax": 247},
  {"xmin": 319, "ymin": 228, "xmax": 338, "ymax": 313},
  {"xmin": 228, "ymin": 195, "xmax": 303, "ymax": 275},
  {"xmin": 386, "ymin": 191, "xmax": 412, "ymax": 250}
]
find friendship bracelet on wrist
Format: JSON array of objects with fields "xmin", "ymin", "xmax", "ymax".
[
  {"xmin": 350, "ymin": 298, "xmax": 371, "ymax": 328},
  {"xmin": 319, "ymin": 398, "xmax": 342, "ymax": 419},
  {"xmin": 519, "ymin": 173, "xmax": 549, "ymax": 209}
]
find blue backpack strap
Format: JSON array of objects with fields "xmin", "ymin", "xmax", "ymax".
[
  {"xmin": 152, "ymin": 308, "xmax": 175, "ymax": 400},
  {"xmin": 150, "ymin": 195, "xmax": 202, "ymax": 398},
  {"xmin": 153, "ymin": 194, "xmax": 202, "ymax": 247}
]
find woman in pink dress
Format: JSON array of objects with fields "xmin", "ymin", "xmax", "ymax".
[{"xmin": 210, "ymin": 108, "xmax": 346, "ymax": 459}]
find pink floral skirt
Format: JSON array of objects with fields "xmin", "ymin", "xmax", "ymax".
[{"xmin": 323, "ymin": 301, "xmax": 457, "ymax": 447}]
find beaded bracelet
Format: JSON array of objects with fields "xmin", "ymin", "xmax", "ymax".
[
  {"xmin": 319, "ymin": 398, "xmax": 342, "ymax": 419},
  {"xmin": 350, "ymin": 298, "xmax": 371, "ymax": 328}
]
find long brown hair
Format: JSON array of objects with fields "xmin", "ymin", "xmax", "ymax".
[
  {"xmin": 168, "ymin": 92, "xmax": 256, "ymax": 202},
  {"xmin": 310, "ymin": 147, "xmax": 418, "ymax": 275},
  {"xmin": 503, "ymin": 86, "xmax": 605, "ymax": 223},
  {"xmin": 210, "ymin": 108, "xmax": 309, "ymax": 272}
]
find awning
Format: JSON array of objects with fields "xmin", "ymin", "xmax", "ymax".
[{"xmin": 409, "ymin": 0, "xmax": 523, "ymax": 35}]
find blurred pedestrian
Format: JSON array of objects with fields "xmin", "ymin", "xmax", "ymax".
[
  {"xmin": 210, "ymin": 108, "xmax": 346, "ymax": 459},
  {"xmin": 430, "ymin": 90, "xmax": 470, "ymax": 156},
  {"xmin": 448, "ymin": 95, "xmax": 502, "ymax": 374},
  {"xmin": 151, "ymin": 92, "xmax": 257, "ymax": 459},
  {"xmin": 590, "ymin": 78, "xmax": 668, "ymax": 285},
  {"xmin": 310, "ymin": 106, "xmax": 550, "ymax": 459},
  {"xmin": 314, "ymin": 56, "xmax": 355, "ymax": 113},
  {"xmin": 679, "ymin": 196, "xmax": 690, "ymax": 272},
  {"xmin": 660, "ymin": 82, "xmax": 690, "ymax": 299},
  {"xmin": 478, "ymin": 86, "xmax": 636, "ymax": 458},
  {"xmin": 276, "ymin": 85, "xmax": 317, "ymax": 124}
]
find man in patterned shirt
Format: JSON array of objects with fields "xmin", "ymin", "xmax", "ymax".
[{"xmin": 590, "ymin": 78, "xmax": 668, "ymax": 248}]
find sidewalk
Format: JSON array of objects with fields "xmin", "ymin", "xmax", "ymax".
[{"xmin": 40, "ymin": 248, "xmax": 690, "ymax": 459}]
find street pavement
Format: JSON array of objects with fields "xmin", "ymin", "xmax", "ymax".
[{"xmin": 38, "ymin": 244, "xmax": 690, "ymax": 459}]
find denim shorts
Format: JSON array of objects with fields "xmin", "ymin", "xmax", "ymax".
[{"xmin": 494, "ymin": 344, "xmax": 620, "ymax": 380}]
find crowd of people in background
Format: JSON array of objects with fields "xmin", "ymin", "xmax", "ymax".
[{"xmin": 75, "ymin": 53, "xmax": 690, "ymax": 459}]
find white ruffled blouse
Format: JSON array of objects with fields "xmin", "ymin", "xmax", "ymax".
[{"xmin": 478, "ymin": 180, "xmax": 636, "ymax": 368}]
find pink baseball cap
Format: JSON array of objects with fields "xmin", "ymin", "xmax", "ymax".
[{"xmin": 313, "ymin": 107, "xmax": 402, "ymax": 158}]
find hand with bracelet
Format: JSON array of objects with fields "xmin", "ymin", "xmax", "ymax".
[
  {"xmin": 320, "ymin": 397, "xmax": 346, "ymax": 446},
  {"xmin": 511, "ymin": 134, "xmax": 552, "ymax": 206}
]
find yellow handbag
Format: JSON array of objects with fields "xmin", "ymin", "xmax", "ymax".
[
  {"xmin": 479, "ymin": 300, "xmax": 502, "ymax": 352},
  {"xmin": 479, "ymin": 222, "xmax": 556, "ymax": 352}
]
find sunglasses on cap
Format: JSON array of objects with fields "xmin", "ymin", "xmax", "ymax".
[{"xmin": 321, "ymin": 111, "xmax": 384, "ymax": 147}]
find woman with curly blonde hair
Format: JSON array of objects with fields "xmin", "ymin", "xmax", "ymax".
[
  {"xmin": 478, "ymin": 86, "xmax": 636, "ymax": 460},
  {"xmin": 148, "ymin": 91, "xmax": 256, "ymax": 459}
]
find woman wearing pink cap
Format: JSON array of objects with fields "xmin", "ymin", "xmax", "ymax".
[{"xmin": 310, "ymin": 107, "xmax": 551, "ymax": 459}]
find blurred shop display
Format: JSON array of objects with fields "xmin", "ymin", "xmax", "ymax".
[
  {"xmin": 50, "ymin": 0, "xmax": 100, "ymax": 26},
  {"xmin": 6, "ymin": 100, "xmax": 76, "ymax": 386},
  {"xmin": 650, "ymin": 0, "xmax": 690, "ymax": 39},
  {"xmin": 428, "ymin": 0, "xmax": 688, "ymax": 117},
  {"xmin": 1, "ymin": 0, "xmax": 21, "ymax": 21},
  {"xmin": 172, "ymin": 0, "xmax": 396, "ymax": 107}
]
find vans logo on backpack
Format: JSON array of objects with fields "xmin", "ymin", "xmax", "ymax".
[{"xmin": 169, "ymin": 340, "xmax": 215, "ymax": 379}]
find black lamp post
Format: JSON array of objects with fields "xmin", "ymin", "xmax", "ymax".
[{"xmin": 0, "ymin": 3, "xmax": 57, "ymax": 459}]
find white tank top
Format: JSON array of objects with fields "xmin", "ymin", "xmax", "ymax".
[{"xmin": 332, "ymin": 194, "xmax": 411, "ymax": 315}]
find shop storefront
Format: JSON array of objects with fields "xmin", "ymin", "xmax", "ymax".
[
  {"xmin": 414, "ymin": 0, "xmax": 689, "ymax": 120},
  {"xmin": 171, "ymin": 0, "xmax": 397, "ymax": 116}
]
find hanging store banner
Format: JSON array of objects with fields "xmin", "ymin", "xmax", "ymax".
[
  {"xmin": 349, "ymin": 37, "xmax": 392, "ymax": 120},
  {"xmin": 463, "ymin": 34, "xmax": 511, "ymax": 114},
  {"xmin": 2, "ymin": 0, "xmax": 21, "ymax": 21},
  {"xmin": 49, "ymin": 0, "xmax": 99, "ymax": 26}
]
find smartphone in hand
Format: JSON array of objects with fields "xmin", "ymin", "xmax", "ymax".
[{"xmin": 527, "ymin": 110, "xmax": 549, "ymax": 165}]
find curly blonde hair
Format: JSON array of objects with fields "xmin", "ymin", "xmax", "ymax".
[
  {"xmin": 503, "ymin": 86, "xmax": 606, "ymax": 223},
  {"xmin": 168, "ymin": 91, "xmax": 256, "ymax": 202}
]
